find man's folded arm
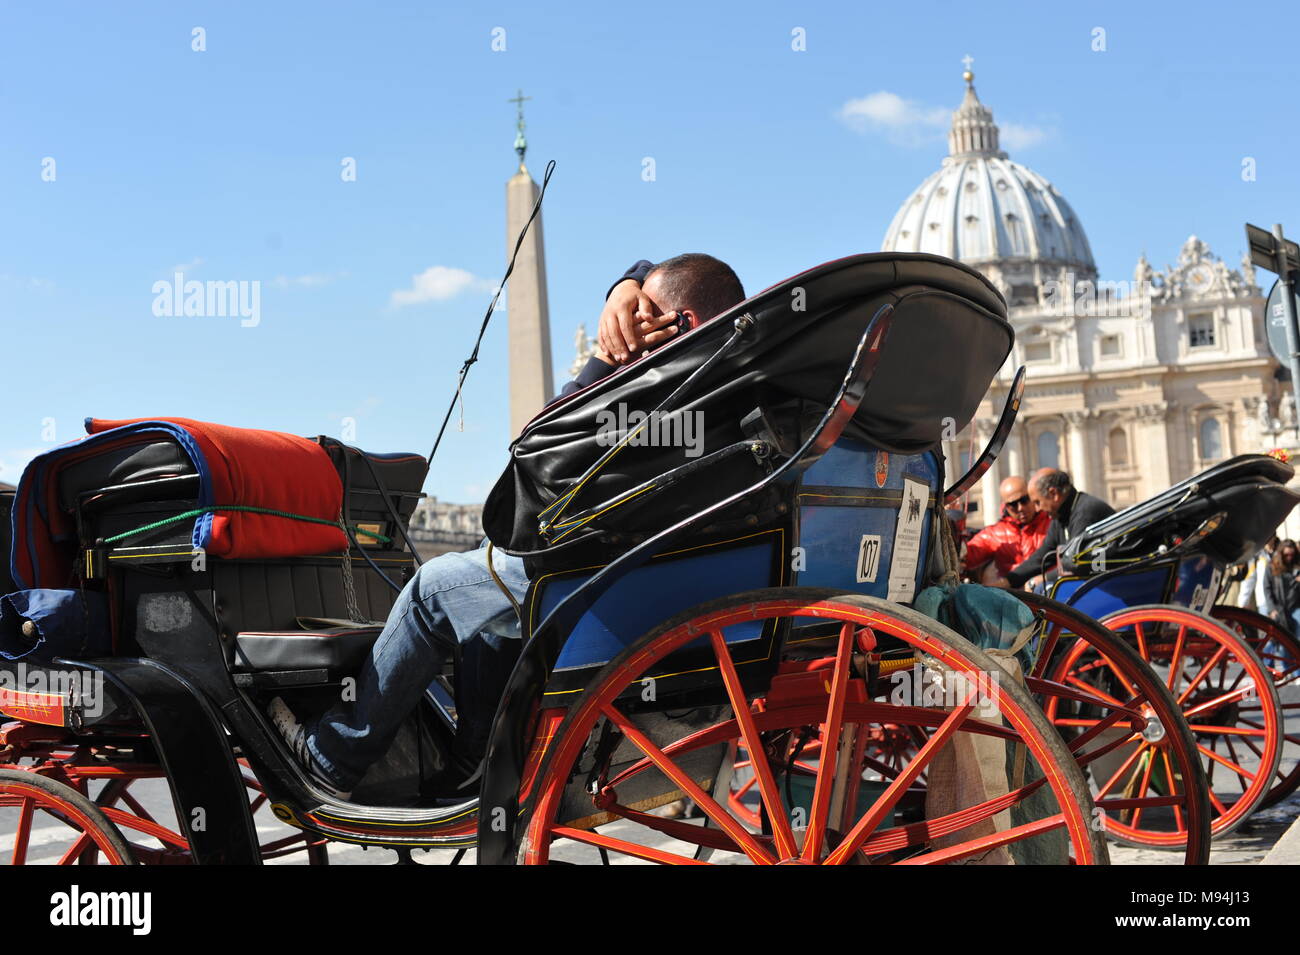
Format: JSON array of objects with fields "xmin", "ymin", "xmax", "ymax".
[
  {"xmin": 963, "ymin": 527, "xmax": 999, "ymax": 572},
  {"xmin": 549, "ymin": 261, "xmax": 654, "ymax": 402},
  {"xmin": 557, "ymin": 354, "xmax": 616, "ymax": 399},
  {"xmin": 1005, "ymin": 522, "xmax": 1062, "ymax": 587},
  {"xmin": 606, "ymin": 259, "xmax": 653, "ymax": 299}
]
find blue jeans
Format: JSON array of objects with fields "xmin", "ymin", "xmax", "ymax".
[
  {"xmin": 307, "ymin": 545, "xmax": 530, "ymax": 791},
  {"xmin": 1273, "ymin": 609, "xmax": 1300, "ymax": 663}
]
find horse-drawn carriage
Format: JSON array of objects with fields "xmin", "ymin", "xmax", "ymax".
[
  {"xmin": 0, "ymin": 251, "xmax": 1288, "ymax": 865},
  {"xmin": 1038, "ymin": 454, "xmax": 1300, "ymax": 842}
]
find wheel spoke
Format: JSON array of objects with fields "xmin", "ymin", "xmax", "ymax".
[
  {"xmin": 57, "ymin": 831, "xmax": 95, "ymax": 866},
  {"xmin": 859, "ymin": 775, "xmax": 1049, "ymax": 854},
  {"xmin": 1056, "ymin": 706, "xmax": 1137, "ymax": 758},
  {"xmin": 599, "ymin": 702, "xmax": 775, "ymax": 865},
  {"xmin": 1134, "ymin": 622, "xmax": 1150, "ymax": 662},
  {"xmin": 1187, "ymin": 723, "xmax": 1268, "ymax": 738},
  {"xmin": 1031, "ymin": 621, "xmax": 1064, "ymax": 679},
  {"xmin": 1177, "ymin": 645, "xmax": 1228, "ymax": 705},
  {"xmin": 1095, "ymin": 743, "xmax": 1147, "ymax": 799},
  {"xmin": 1161, "ymin": 751, "xmax": 1185, "ymax": 833},
  {"xmin": 1196, "ymin": 743, "xmax": 1255, "ymax": 782},
  {"xmin": 1063, "ymin": 673, "xmax": 1128, "ymax": 709},
  {"xmin": 1224, "ymin": 736, "xmax": 1248, "ymax": 794},
  {"xmin": 897, "ymin": 815, "xmax": 1069, "ymax": 865},
  {"xmin": 1130, "ymin": 748, "xmax": 1157, "ymax": 829},
  {"xmin": 1163, "ymin": 625, "xmax": 1189, "ymax": 691},
  {"xmin": 708, "ymin": 629, "xmax": 798, "ymax": 858},
  {"xmin": 12, "ymin": 796, "xmax": 33, "ymax": 865},
  {"xmin": 1184, "ymin": 687, "xmax": 1258, "ymax": 721},
  {"xmin": 801, "ymin": 622, "xmax": 856, "ymax": 862},
  {"xmin": 1207, "ymin": 787, "xmax": 1228, "ymax": 814}
]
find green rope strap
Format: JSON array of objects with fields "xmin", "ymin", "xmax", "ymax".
[{"xmin": 101, "ymin": 504, "xmax": 392, "ymax": 545}]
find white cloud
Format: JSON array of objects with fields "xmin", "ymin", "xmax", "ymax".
[
  {"xmin": 837, "ymin": 91, "xmax": 1051, "ymax": 150},
  {"xmin": 1001, "ymin": 122, "xmax": 1049, "ymax": 151},
  {"xmin": 169, "ymin": 257, "xmax": 204, "ymax": 274},
  {"xmin": 837, "ymin": 92, "xmax": 950, "ymax": 146},
  {"xmin": 273, "ymin": 271, "xmax": 348, "ymax": 289},
  {"xmin": 0, "ymin": 447, "xmax": 48, "ymax": 485},
  {"xmin": 0, "ymin": 274, "xmax": 54, "ymax": 291},
  {"xmin": 390, "ymin": 266, "xmax": 492, "ymax": 307}
]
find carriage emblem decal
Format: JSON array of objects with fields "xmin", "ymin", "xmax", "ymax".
[{"xmin": 874, "ymin": 451, "xmax": 889, "ymax": 487}]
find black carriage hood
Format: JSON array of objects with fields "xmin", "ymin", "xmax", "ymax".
[
  {"xmin": 483, "ymin": 253, "xmax": 1012, "ymax": 561},
  {"xmin": 1062, "ymin": 454, "xmax": 1300, "ymax": 570}
]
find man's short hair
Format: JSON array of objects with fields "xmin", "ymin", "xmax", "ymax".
[
  {"xmin": 645, "ymin": 253, "xmax": 745, "ymax": 323},
  {"xmin": 1033, "ymin": 469, "xmax": 1073, "ymax": 496}
]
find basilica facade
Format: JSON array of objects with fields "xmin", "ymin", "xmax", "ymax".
[{"xmin": 881, "ymin": 72, "xmax": 1287, "ymax": 525}]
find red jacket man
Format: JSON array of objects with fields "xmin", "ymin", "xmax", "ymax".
[{"xmin": 964, "ymin": 475, "xmax": 1051, "ymax": 579}]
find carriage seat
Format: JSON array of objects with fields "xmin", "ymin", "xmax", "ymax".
[{"xmin": 233, "ymin": 625, "xmax": 382, "ymax": 672}]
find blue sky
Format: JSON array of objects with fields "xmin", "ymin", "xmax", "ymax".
[{"xmin": 2, "ymin": 0, "xmax": 1298, "ymax": 501}]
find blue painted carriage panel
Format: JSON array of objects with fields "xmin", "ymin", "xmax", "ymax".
[
  {"xmin": 1050, "ymin": 567, "xmax": 1172, "ymax": 619},
  {"xmin": 541, "ymin": 538, "xmax": 776, "ymax": 671},
  {"xmin": 795, "ymin": 440, "xmax": 941, "ymax": 604},
  {"xmin": 1170, "ymin": 556, "xmax": 1221, "ymax": 613}
]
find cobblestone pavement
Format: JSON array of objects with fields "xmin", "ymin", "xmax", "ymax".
[{"xmin": 1108, "ymin": 791, "xmax": 1300, "ymax": 866}]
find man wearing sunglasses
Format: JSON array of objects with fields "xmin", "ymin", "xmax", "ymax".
[
  {"xmin": 997, "ymin": 468, "xmax": 1115, "ymax": 590},
  {"xmin": 963, "ymin": 474, "xmax": 1051, "ymax": 584}
]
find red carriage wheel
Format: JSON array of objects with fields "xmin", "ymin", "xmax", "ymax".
[
  {"xmin": 1100, "ymin": 605, "xmax": 1282, "ymax": 837},
  {"xmin": 519, "ymin": 589, "xmax": 1108, "ymax": 865},
  {"xmin": 1210, "ymin": 605, "xmax": 1300, "ymax": 808},
  {"xmin": 0, "ymin": 741, "xmax": 328, "ymax": 864},
  {"xmin": 1014, "ymin": 593, "xmax": 1211, "ymax": 861},
  {"xmin": 0, "ymin": 768, "xmax": 136, "ymax": 865}
]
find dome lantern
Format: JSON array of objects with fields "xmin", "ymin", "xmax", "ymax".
[
  {"xmin": 947, "ymin": 72, "xmax": 1004, "ymax": 160},
  {"xmin": 881, "ymin": 68, "xmax": 1097, "ymax": 299}
]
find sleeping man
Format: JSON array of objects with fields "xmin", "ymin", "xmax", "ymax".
[{"xmin": 270, "ymin": 253, "xmax": 746, "ymax": 799}]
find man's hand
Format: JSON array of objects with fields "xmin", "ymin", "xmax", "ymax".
[{"xmin": 598, "ymin": 280, "xmax": 680, "ymax": 363}]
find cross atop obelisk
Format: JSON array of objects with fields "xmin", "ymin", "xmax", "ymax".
[
  {"xmin": 508, "ymin": 89, "xmax": 531, "ymax": 171},
  {"xmin": 504, "ymin": 90, "xmax": 553, "ymax": 436}
]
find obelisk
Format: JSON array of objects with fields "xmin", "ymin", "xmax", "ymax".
[{"xmin": 505, "ymin": 90, "xmax": 554, "ymax": 437}]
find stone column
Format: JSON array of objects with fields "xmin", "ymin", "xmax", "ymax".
[
  {"xmin": 1006, "ymin": 430, "xmax": 1024, "ymax": 478},
  {"xmin": 976, "ymin": 417, "xmax": 1000, "ymax": 527},
  {"xmin": 1240, "ymin": 395, "xmax": 1265, "ymax": 451},
  {"xmin": 1135, "ymin": 402, "xmax": 1173, "ymax": 495},
  {"xmin": 1064, "ymin": 410, "xmax": 1092, "ymax": 493}
]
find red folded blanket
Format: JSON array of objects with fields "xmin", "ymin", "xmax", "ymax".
[{"xmin": 11, "ymin": 416, "xmax": 348, "ymax": 588}]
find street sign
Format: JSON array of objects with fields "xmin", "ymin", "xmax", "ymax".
[
  {"xmin": 1249, "ymin": 224, "xmax": 1300, "ymax": 433},
  {"xmin": 1266, "ymin": 278, "xmax": 1300, "ymax": 370},
  {"xmin": 1248, "ymin": 223, "xmax": 1300, "ymax": 275}
]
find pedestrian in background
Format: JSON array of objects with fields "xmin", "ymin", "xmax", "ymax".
[
  {"xmin": 1238, "ymin": 536, "xmax": 1279, "ymax": 613},
  {"xmin": 1263, "ymin": 539, "xmax": 1300, "ymax": 636}
]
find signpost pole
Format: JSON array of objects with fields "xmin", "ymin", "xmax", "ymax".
[{"xmin": 1275, "ymin": 224, "xmax": 1300, "ymax": 443}]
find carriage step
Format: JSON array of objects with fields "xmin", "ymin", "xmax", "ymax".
[
  {"xmin": 232, "ymin": 668, "xmax": 334, "ymax": 689},
  {"xmin": 232, "ymin": 626, "xmax": 382, "ymax": 672}
]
